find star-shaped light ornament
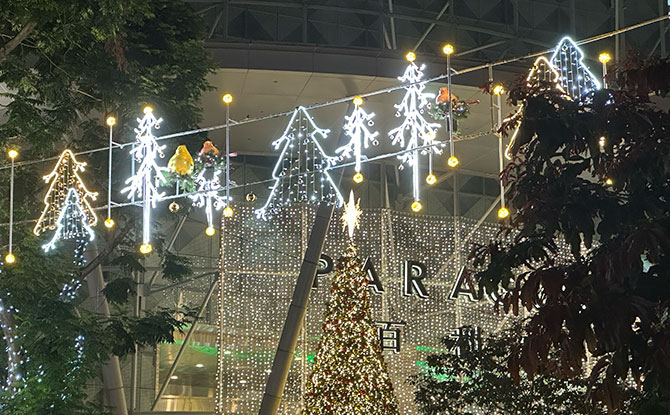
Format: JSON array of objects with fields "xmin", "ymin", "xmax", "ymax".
[{"xmin": 341, "ymin": 190, "xmax": 362, "ymax": 240}]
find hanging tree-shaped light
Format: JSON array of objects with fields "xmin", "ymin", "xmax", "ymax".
[
  {"xmin": 34, "ymin": 149, "xmax": 98, "ymax": 252},
  {"xmin": 255, "ymin": 106, "xmax": 344, "ymax": 220},
  {"xmin": 388, "ymin": 51, "xmax": 442, "ymax": 213},
  {"xmin": 120, "ymin": 107, "xmax": 167, "ymax": 254},
  {"xmin": 336, "ymin": 96, "xmax": 379, "ymax": 184}
]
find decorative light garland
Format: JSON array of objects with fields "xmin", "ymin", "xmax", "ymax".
[
  {"xmin": 33, "ymin": 150, "xmax": 98, "ymax": 252},
  {"xmin": 388, "ymin": 52, "xmax": 442, "ymax": 213},
  {"xmin": 336, "ymin": 96, "xmax": 379, "ymax": 184},
  {"xmin": 121, "ymin": 107, "xmax": 167, "ymax": 254},
  {"xmin": 255, "ymin": 106, "xmax": 344, "ymax": 219}
]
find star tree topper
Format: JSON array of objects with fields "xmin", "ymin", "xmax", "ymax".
[{"xmin": 342, "ymin": 190, "xmax": 361, "ymax": 240}]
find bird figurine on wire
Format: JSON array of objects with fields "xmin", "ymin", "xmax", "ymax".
[{"xmin": 167, "ymin": 145, "xmax": 194, "ymax": 175}]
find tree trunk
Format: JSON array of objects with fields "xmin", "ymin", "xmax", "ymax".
[{"xmin": 0, "ymin": 22, "xmax": 36, "ymax": 61}]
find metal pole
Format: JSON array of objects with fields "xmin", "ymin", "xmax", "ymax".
[
  {"xmin": 8, "ymin": 157, "xmax": 14, "ymax": 256},
  {"xmin": 107, "ymin": 123, "xmax": 113, "ymax": 221},
  {"xmin": 413, "ymin": 1, "xmax": 450, "ymax": 50},
  {"xmin": 151, "ymin": 276, "xmax": 219, "ymax": 411},
  {"xmin": 259, "ymin": 202, "xmax": 335, "ymax": 415},
  {"xmin": 85, "ymin": 243, "xmax": 128, "ymax": 415}
]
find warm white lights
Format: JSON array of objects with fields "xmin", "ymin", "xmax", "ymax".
[
  {"xmin": 342, "ymin": 190, "xmax": 362, "ymax": 239},
  {"xmin": 34, "ymin": 150, "xmax": 98, "ymax": 252}
]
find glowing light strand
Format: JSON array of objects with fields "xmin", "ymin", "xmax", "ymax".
[
  {"xmin": 336, "ymin": 98, "xmax": 379, "ymax": 180},
  {"xmin": 255, "ymin": 106, "xmax": 344, "ymax": 219},
  {"xmin": 121, "ymin": 108, "xmax": 167, "ymax": 250},
  {"xmin": 388, "ymin": 60, "xmax": 442, "ymax": 205},
  {"xmin": 33, "ymin": 150, "xmax": 98, "ymax": 251}
]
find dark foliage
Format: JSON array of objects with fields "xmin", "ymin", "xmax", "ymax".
[{"xmin": 470, "ymin": 57, "xmax": 670, "ymax": 412}]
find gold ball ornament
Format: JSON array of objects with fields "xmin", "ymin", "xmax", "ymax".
[
  {"xmin": 7, "ymin": 149, "xmax": 18, "ymax": 159},
  {"xmin": 411, "ymin": 201, "xmax": 423, "ymax": 212},
  {"xmin": 605, "ymin": 178, "xmax": 614, "ymax": 186},
  {"xmin": 106, "ymin": 115, "xmax": 116, "ymax": 127},
  {"xmin": 492, "ymin": 84, "xmax": 505, "ymax": 95},
  {"xmin": 405, "ymin": 51, "xmax": 416, "ymax": 62},
  {"xmin": 599, "ymin": 52, "xmax": 611, "ymax": 64},
  {"xmin": 205, "ymin": 226, "xmax": 216, "ymax": 237},
  {"xmin": 222, "ymin": 93, "xmax": 233, "ymax": 104},
  {"xmin": 352, "ymin": 172, "xmax": 364, "ymax": 183},
  {"xmin": 104, "ymin": 218, "xmax": 115, "ymax": 228},
  {"xmin": 497, "ymin": 207, "xmax": 510, "ymax": 219},
  {"xmin": 168, "ymin": 145, "xmax": 194, "ymax": 175},
  {"xmin": 442, "ymin": 44, "xmax": 454, "ymax": 55},
  {"xmin": 4, "ymin": 253, "xmax": 15, "ymax": 264},
  {"xmin": 223, "ymin": 206, "xmax": 234, "ymax": 217},
  {"xmin": 447, "ymin": 156, "xmax": 459, "ymax": 168},
  {"xmin": 245, "ymin": 192, "xmax": 257, "ymax": 202},
  {"xmin": 139, "ymin": 243, "xmax": 153, "ymax": 255},
  {"xmin": 425, "ymin": 174, "xmax": 437, "ymax": 185},
  {"xmin": 353, "ymin": 96, "xmax": 364, "ymax": 106},
  {"xmin": 169, "ymin": 202, "xmax": 180, "ymax": 213}
]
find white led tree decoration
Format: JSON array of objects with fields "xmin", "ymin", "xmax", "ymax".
[
  {"xmin": 33, "ymin": 149, "xmax": 98, "ymax": 252},
  {"xmin": 550, "ymin": 36, "xmax": 600, "ymax": 101},
  {"xmin": 255, "ymin": 106, "xmax": 344, "ymax": 219},
  {"xmin": 388, "ymin": 52, "xmax": 442, "ymax": 213},
  {"xmin": 121, "ymin": 107, "xmax": 167, "ymax": 254},
  {"xmin": 336, "ymin": 96, "xmax": 379, "ymax": 184},
  {"xmin": 189, "ymin": 165, "xmax": 229, "ymax": 236}
]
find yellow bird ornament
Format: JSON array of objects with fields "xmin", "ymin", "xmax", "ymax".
[{"xmin": 168, "ymin": 145, "xmax": 194, "ymax": 175}]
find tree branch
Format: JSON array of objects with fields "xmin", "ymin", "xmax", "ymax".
[{"xmin": 0, "ymin": 22, "xmax": 37, "ymax": 62}]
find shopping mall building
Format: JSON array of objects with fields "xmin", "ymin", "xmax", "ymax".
[{"xmin": 98, "ymin": 1, "xmax": 667, "ymax": 413}]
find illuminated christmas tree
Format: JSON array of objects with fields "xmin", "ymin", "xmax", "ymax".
[
  {"xmin": 550, "ymin": 36, "xmax": 600, "ymax": 101},
  {"xmin": 33, "ymin": 149, "xmax": 98, "ymax": 252},
  {"xmin": 303, "ymin": 194, "xmax": 399, "ymax": 415},
  {"xmin": 388, "ymin": 53, "xmax": 441, "ymax": 212},
  {"xmin": 255, "ymin": 106, "xmax": 344, "ymax": 219}
]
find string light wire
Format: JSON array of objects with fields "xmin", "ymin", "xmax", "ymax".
[{"xmin": 0, "ymin": 16, "xmax": 664, "ymax": 174}]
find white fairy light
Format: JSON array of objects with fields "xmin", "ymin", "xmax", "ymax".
[
  {"xmin": 121, "ymin": 107, "xmax": 167, "ymax": 253},
  {"xmin": 388, "ymin": 55, "xmax": 442, "ymax": 209},
  {"xmin": 336, "ymin": 96, "xmax": 379, "ymax": 183},
  {"xmin": 189, "ymin": 166, "xmax": 229, "ymax": 233},
  {"xmin": 255, "ymin": 106, "xmax": 344, "ymax": 219},
  {"xmin": 550, "ymin": 36, "xmax": 600, "ymax": 100},
  {"xmin": 42, "ymin": 188, "xmax": 96, "ymax": 252}
]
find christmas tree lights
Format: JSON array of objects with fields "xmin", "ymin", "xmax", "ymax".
[
  {"xmin": 33, "ymin": 149, "xmax": 98, "ymax": 252},
  {"xmin": 255, "ymin": 106, "xmax": 344, "ymax": 219},
  {"xmin": 336, "ymin": 96, "xmax": 379, "ymax": 183},
  {"xmin": 550, "ymin": 36, "xmax": 600, "ymax": 100},
  {"xmin": 303, "ymin": 241, "xmax": 399, "ymax": 414},
  {"xmin": 121, "ymin": 107, "xmax": 167, "ymax": 253},
  {"xmin": 389, "ymin": 54, "xmax": 442, "ymax": 211},
  {"xmin": 504, "ymin": 57, "xmax": 565, "ymax": 159}
]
